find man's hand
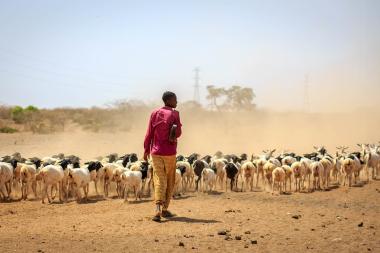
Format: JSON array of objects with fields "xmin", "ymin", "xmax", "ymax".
[{"xmin": 143, "ymin": 152, "xmax": 149, "ymax": 161}]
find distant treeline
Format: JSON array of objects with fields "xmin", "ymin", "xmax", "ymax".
[{"xmin": 0, "ymin": 85, "xmax": 256, "ymax": 134}]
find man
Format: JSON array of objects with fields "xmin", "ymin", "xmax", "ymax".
[{"xmin": 143, "ymin": 91, "xmax": 182, "ymax": 222}]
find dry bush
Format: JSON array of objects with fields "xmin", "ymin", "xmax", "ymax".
[{"xmin": 0, "ymin": 106, "xmax": 12, "ymax": 120}]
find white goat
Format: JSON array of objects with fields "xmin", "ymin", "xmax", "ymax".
[
  {"xmin": 272, "ymin": 166, "xmax": 286, "ymax": 194},
  {"xmin": 121, "ymin": 170, "xmax": 142, "ymax": 203},
  {"xmin": 201, "ymin": 168, "xmax": 216, "ymax": 193},
  {"xmin": 241, "ymin": 161, "xmax": 256, "ymax": 191},
  {"xmin": 68, "ymin": 167, "xmax": 91, "ymax": 202},
  {"xmin": 0, "ymin": 162, "xmax": 14, "ymax": 200},
  {"xmin": 36, "ymin": 165, "xmax": 64, "ymax": 204}
]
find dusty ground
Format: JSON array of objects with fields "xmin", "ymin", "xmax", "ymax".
[
  {"xmin": 1, "ymin": 120, "xmax": 380, "ymax": 253},
  {"xmin": 0, "ymin": 180, "xmax": 379, "ymax": 253}
]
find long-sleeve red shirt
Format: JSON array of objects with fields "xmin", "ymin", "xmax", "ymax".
[{"xmin": 144, "ymin": 106, "xmax": 182, "ymax": 156}]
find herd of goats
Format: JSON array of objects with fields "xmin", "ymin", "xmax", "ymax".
[{"xmin": 0, "ymin": 143, "xmax": 379, "ymax": 204}]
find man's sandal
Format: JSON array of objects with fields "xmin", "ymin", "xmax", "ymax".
[
  {"xmin": 161, "ymin": 210, "xmax": 176, "ymax": 218},
  {"xmin": 152, "ymin": 214, "xmax": 161, "ymax": 222}
]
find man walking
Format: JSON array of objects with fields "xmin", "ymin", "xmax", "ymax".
[{"xmin": 143, "ymin": 91, "xmax": 182, "ymax": 222}]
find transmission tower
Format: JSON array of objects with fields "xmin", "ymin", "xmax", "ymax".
[
  {"xmin": 304, "ymin": 74, "xmax": 310, "ymax": 112},
  {"xmin": 193, "ymin": 67, "xmax": 200, "ymax": 104}
]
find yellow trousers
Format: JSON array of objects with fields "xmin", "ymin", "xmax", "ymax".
[{"xmin": 151, "ymin": 154, "xmax": 176, "ymax": 209}]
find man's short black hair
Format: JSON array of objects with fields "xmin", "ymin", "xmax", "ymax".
[{"xmin": 162, "ymin": 91, "xmax": 176, "ymax": 103}]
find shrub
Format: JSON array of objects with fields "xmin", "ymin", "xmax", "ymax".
[
  {"xmin": 11, "ymin": 106, "xmax": 25, "ymax": 123},
  {"xmin": 0, "ymin": 126, "xmax": 18, "ymax": 133}
]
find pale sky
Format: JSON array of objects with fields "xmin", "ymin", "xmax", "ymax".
[{"xmin": 0, "ymin": 0, "xmax": 379, "ymax": 112}]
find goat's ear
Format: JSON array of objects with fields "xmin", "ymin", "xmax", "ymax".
[
  {"xmin": 313, "ymin": 146, "xmax": 318, "ymax": 150},
  {"xmin": 357, "ymin": 144, "xmax": 361, "ymax": 147},
  {"xmin": 272, "ymin": 149, "xmax": 276, "ymax": 153}
]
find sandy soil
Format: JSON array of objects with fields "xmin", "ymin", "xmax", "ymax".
[
  {"xmin": 1, "ymin": 113, "xmax": 380, "ymax": 253},
  {"xmin": 0, "ymin": 179, "xmax": 379, "ymax": 253}
]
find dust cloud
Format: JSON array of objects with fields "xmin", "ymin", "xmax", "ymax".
[{"xmin": 1, "ymin": 105, "xmax": 379, "ymax": 160}]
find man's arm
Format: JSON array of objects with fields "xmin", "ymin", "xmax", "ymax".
[
  {"xmin": 175, "ymin": 111, "xmax": 182, "ymax": 138},
  {"xmin": 143, "ymin": 112, "xmax": 155, "ymax": 160}
]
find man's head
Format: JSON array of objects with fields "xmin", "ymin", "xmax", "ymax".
[{"xmin": 162, "ymin": 91, "xmax": 177, "ymax": 108}]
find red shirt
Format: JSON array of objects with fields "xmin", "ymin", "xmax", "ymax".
[{"xmin": 144, "ymin": 106, "xmax": 182, "ymax": 156}]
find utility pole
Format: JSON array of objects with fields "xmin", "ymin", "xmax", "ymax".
[
  {"xmin": 193, "ymin": 67, "xmax": 200, "ymax": 104},
  {"xmin": 304, "ymin": 74, "xmax": 310, "ymax": 112}
]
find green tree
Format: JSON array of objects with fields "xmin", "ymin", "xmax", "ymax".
[{"xmin": 11, "ymin": 106, "xmax": 24, "ymax": 123}]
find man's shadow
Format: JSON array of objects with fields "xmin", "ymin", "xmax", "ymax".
[{"xmin": 161, "ymin": 216, "xmax": 220, "ymax": 224}]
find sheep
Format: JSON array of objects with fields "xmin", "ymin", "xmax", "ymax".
[
  {"xmin": 106, "ymin": 153, "xmax": 119, "ymax": 163},
  {"xmin": 281, "ymin": 156, "xmax": 297, "ymax": 166},
  {"xmin": 186, "ymin": 153, "xmax": 199, "ymax": 166},
  {"xmin": 310, "ymin": 160, "xmax": 325, "ymax": 191},
  {"xmin": 333, "ymin": 149, "xmax": 347, "ymax": 183},
  {"xmin": 210, "ymin": 158, "xmax": 227, "ymax": 190},
  {"xmin": 300, "ymin": 158, "xmax": 312, "ymax": 191},
  {"xmin": 120, "ymin": 170, "xmax": 142, "ymax": 203},
  {"xmin": 0, "ymin": 160, "xmax": 16, "ymax": 200},
  {"xmin": 291, "ymin": 161, "xmax": 308, "ymax": 192},
  {"xmin": 52, "ymin": 159, "xmax": 73, "ymax": 201},
  {"xmin": 11, "ymin": 162, "xmax": 23, "ymax": 194},
  {"xmin": 254, "ymin": 158, "xmax": 266, "ymax": 188},
  {"xmin": 263, "ymin": 161, "xmax": 278, "ymax": 190},
  {"xmin": 176, "ymin": 155, "xmax": 187, "ymax": 162},
  {"xmin": 345, "ymin": 153, "xmax": 363, "ymax": 185},
  {"xmin": 272, "ymin": 166, "xmax": 286, "ymax": 194},
  {"xmin": 174, "ymin": 169, "xmax": 183, "ymax": 196},
  {"xmin": 52, "ymin": 153, "xmax": 65, "ymax": 159},
  {"xmin": 241, "ymin": 161, "xmax": 256, "ymax": 191},
  {"xmin": 193, "ymin": 159, "xmax": 209, "ymax": 191},
  {"xmin": 36, "ymin": 164, "xmax": 64, "ymax": 204},
  {"xmin": 320, "ymin": 156, "xmax": 334, "ymax": 189},
  {"xmin": 41, "ymin": 157, "xmax": 59, "ymax": 166},
  {"xmin": 341, "ymin": 156, "xmax": 355, "ymax": 187},
  {"xmin": 268, "ymin": 157, "xmax": 281, "ymax": 167},
  {"xmin": 282, "ymin": 165, "xmax": 293, "ymax": 192},
  {"xmin": 102, "ymin": 163, "xmax": 122, "ymax": 197},
  {"xmin": 85, "ymin": 161, "xmax": 103, "ymax": 195},
  {"xmin": 201, "ymin": 155, "xmax": 212, "ymax": 165},
  {"xmin": 20, "ymin": 162, "xmax": 41, "ymax": 200},
  {"xmin": 113, "ymin": 166, "xmax": 129, "ymax": 198},
  {"xmin": 359, "ymin": 144, "xmax": 380, "ymax": 181},
  {"xmin": 67, "ymin": 167, "xmax": 91, "ymax": 202},
  {"xmin": 176, "ymin": 160, "xmax": 194, "ymax": 192},
  {"xmin": 129, "ymin": 161, "xmax": 150, "ymax": 195},
  {"xmin": 351, "ymin": 154, "xmax": 364, "ymax": 184},
  {"xmin": 65, "ymin": 155, "xmax": 81, "ymax": 168},
  {"xmin": 224, "ymin": 162, "xmax": 239, "ymax": 191},
  {"xmin": 201, "ymin": 168, "xmax": 216, "ymax": 193}
]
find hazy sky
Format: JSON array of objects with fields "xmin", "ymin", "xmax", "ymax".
[{"xmin": 0, "ymin": 0, "xmax": 379, "ymax": 111}]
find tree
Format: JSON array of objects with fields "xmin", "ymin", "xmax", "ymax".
[
  {"xmin": 11, "ymin": 106, "xmax": 24, "ymax": 123},
  {"xmin": 206, "ymin": 85, "xmax": 256, "ymax": 111},
  {"xmin": 225, "ymin": 86, "xmax": 256, "ymax": 111},
  {"xmin": 206, "ymin": 85, "xmax": 226, "ymax": 111}
]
